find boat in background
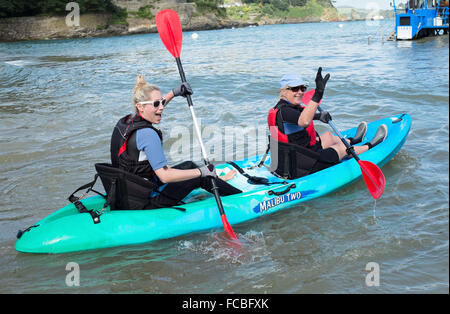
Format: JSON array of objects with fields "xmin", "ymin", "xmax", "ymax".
[{"xmin": 392, "ymin": 0, "xmax": 449, "ymax": 39}]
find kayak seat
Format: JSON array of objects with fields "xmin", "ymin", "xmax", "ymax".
[
  {"xmin": 269, "ymin": 136, "xmax": 335, "ymax": 179},
  {"xmin": 95, "ymin": 163, "xmax": 159, "ymax": 210}
]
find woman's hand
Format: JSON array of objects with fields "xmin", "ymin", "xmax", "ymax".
[
  {"xmin": 172, "ymin": 82, "xmax": 193, "ymax": 98},
  {"xmin": 199, "ymin": 164, "xmax": 217, "ymax": 178},
  {"xmin": 312, "ymin": 67, "xmax": 330, "ymax": 103},
  {"xmin": 314, "ymin": 110, "xmax": 332, "ymax": 123}
]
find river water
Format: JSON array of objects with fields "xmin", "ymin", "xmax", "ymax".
[{"xmin": 0, "ymin": 19, "xmax": 448, "ymax": 294}]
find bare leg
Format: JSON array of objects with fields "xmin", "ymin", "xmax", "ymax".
[
  {"xmin": 328, "ymin": 143, "xmax": 369, "ymax": 160},
  {"xmin": 320, "ymin": 132, "xmax": 369, "ymax": 160},
  {"xmin": 320, "ymin": 131, "xmax": 341, "ymax": 148}
]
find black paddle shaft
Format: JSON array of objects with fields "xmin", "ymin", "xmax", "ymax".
[
  {"xmin": 175, "ymin": 58, "xmax": 195, "ymax": 108},
  {"xmin": 174, "ymin": 57, "xmax": 227, "ymax": 216},
  {"xmin": 317, "ymin": 106, "xmax": 360, "ymax": 161}
]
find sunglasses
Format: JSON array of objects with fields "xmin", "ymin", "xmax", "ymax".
[
  {"xmin": 139, "ymin": 98, "xmax": 167, "ymax": 108},
  {"xmin": 287, "ymin": 85, "xmax": 307, "ymax": 93}
]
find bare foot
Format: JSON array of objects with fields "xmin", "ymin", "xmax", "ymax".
[{"xmin": 219, "ymin": 169, "xmax": 237, "ymax": 181}]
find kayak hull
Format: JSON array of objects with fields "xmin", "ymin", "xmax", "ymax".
[{"xmin": 15, "ymin": 114, "xmax": 411, "ymax": 254}]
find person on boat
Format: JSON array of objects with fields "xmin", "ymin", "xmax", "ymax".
[
  {"xmin": 268, "ymin": 67, "xmax": 387, "ymax": 179},
  {"xmin": 110, "ymin": 75, "xmax": 240, "ymax": 209}
]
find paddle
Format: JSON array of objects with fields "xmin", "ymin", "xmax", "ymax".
[
  {"xmin": 302, "ymin": 90, "xmax": 385, "ymax": 199},
  {"xmin": 156, "ymin": 9, "xmax": 239, "ymax": 241}
]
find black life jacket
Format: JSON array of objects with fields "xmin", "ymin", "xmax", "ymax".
[
  {"xmin": 268, "ymin": 99, "xmax": 318, "ymax": 147},
  {"xmin": 267, "ymin": 100, "xmax": 323, "ymax": 179},
  {"xmin": 110, "ymin": 114, "xmax": 163, "ymax": 180},
  {"xmin": 67, "ymin": 115, "xmax": 168, "ymax": 214}
]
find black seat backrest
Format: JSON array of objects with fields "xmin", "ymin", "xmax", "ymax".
[
  {"xmin": 269, "ymin": 136, "xmax": 321, "ymax": 179},
  {"xmin": 94, "ymin": 163, "xmax": 158, "ymax": 210}
]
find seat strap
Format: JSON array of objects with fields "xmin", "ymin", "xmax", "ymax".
[
  {"xmin": 67, "ymin": 174, "xmax": 105, "ymax": 224},
  {"xmin": 227, "ymin": 161, "xmax": 286, "ymax": 186},
  {"xmin": 68, "ymin": 174, "xmax": 105, "ymax": 203}
]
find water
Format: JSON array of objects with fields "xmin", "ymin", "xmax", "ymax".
[{"xmin": 0, "ymin": 20, "xmax": 448, "ymax": 293}]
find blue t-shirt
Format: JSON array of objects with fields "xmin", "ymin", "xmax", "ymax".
[
  {"xmin": 136, "ymin": 128, "xmax": 167, "ymax": 170},
  {"xmin": 136, "ymin": 128, "xmax": 168, "ymax": 196}
]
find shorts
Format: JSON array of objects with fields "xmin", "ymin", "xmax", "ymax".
[
  {"xmin": 309, "ymin": 146, "xmax": 340, "ymax": 173},
  {"xmin": 318, "ymin": 147, "xmax": 340, "ymax": 164},
  {"xmin": 309, "ymin": 140, "xmax": 340, "ymax": 164}
]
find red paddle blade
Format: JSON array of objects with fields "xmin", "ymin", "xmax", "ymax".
[
  {"xmin": 301, "ymin": 89, "xmax": 322, "ymax": 106},
  {"xmin": 156, "ymin": 9, "xmax": 182, "ymax": 58},
  {"xmin": 358, "ymin": 160, "xmax": 385, "ymax": 199},
  {"xmin": 221, "ymin": 214, "xmax": 239, "ymax": 242}
]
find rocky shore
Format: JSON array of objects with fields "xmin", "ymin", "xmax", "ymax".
[
  {"xmin": 0, "ymin": 15, "xmax": 259, "ymax": 42},
  {"xmin": 0, "ymin": 1, "xmax": 349, "ymax": 42}
]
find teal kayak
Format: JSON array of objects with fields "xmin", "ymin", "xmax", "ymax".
[{"xmin": 15, "ymin": 113, "xmax": 411, "ymax": 254}]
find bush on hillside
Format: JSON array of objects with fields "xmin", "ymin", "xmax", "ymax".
[{"xmin": 0, "ymin": 0, "xmax": 122, "ymax": 18}]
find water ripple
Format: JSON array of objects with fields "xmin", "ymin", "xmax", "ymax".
[{"xmin": 0, "ymin": 20, "xmax": 448, "ymax": 293}]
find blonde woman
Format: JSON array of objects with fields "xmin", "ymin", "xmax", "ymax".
[{"xmin": 110, "ymin": 75, "xmax": 239, "ymax": 209}]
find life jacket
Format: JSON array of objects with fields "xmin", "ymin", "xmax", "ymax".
[
  {"xmin": 110, "ymin": 114, "xmax": 163, "ymax": 180},
  {"xmin": 82, "ymin": 114, "xmax": 165, "ymax": 211},
  {"xmin": 66, "ymin": 115, "xmax": 166, "ymax": 214},
  {"xmin": 268, "ymin": 99, "xmax": 317, "ymax": 147},
  {"xmin": 267, "ymin": 100, "xmax": 323, "ymax": 179}
]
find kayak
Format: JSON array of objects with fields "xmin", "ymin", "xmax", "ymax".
[{"xmin": 15, "ymin": 113, "xmax": 411, "ymax": 254}]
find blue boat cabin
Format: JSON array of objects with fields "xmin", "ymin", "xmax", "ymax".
[{"xmin": 393, "ymin": 0, "xmax": 449, "ymax": 39}]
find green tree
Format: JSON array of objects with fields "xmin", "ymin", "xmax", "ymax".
[
  {"xmin": 242, "ymin": 0, "xmax": 309, "ymax": 7},
  {"xmin": 291, "ymin": 0, "xmax": 307, "ymax": 6},
  {"xmin": 270, "ymin": 0, "xmax": 289, "ymax": 11},
  {"xmin": 0, "ymin": 0, "xmax": 122, "ymax": 18}
]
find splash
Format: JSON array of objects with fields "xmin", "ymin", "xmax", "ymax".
[
  {"xmin": 371, "ymin": 199, "xmax": 378, "ymax": 225},
  {"xmin": 178, "ymin": 230, "xmax": 268, "ymax": 264}
]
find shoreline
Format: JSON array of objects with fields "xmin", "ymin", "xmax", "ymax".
[{"xmin": 0, "ymin": 13, "xmax": 370, "ymax": 43}]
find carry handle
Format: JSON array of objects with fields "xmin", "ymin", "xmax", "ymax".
[{"xmin": 268, "ymin": 184, "xmax": 296, "ymax": 196}]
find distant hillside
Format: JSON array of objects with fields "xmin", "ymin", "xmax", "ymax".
[
  {"xmin": 0, "ymin": 0, "xmax": 349, "ymax": 42},
  {"xmin": 222, "ymin": 0, "xmax": 344, "ymax": 24},
  {"xmin": 0, "ymin": 0, "xmax": 340, "ymax": 21},
  {"xmin": 336, "ymin": 6, "xmax": 395, "ymax": 20},
  {"xmin": 0, "ymin": 0, "xmax": 123, "ymax": 18}
]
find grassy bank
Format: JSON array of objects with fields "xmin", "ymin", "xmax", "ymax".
[
  {"xmin": 0, "ymin": 0, "xmax": 120, "ymax": 17},
  {"xmin": 187, "ymin": 0, "xmax": 227, "ymax": 17},
  {"xmin": 0, "ymin": 0, "xmax": 337, "ymax": 23},
  {"xmin": 0, "ymin": 0, "xmax": 128, "ymax": 25},
  {"xmin": 223, "ymin": 0, "xmax": 335, "ymax": 22}
]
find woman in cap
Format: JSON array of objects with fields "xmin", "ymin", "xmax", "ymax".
[{"xmin": 268, "ymin": 67, "xmax": 387, "ymax": 178}]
